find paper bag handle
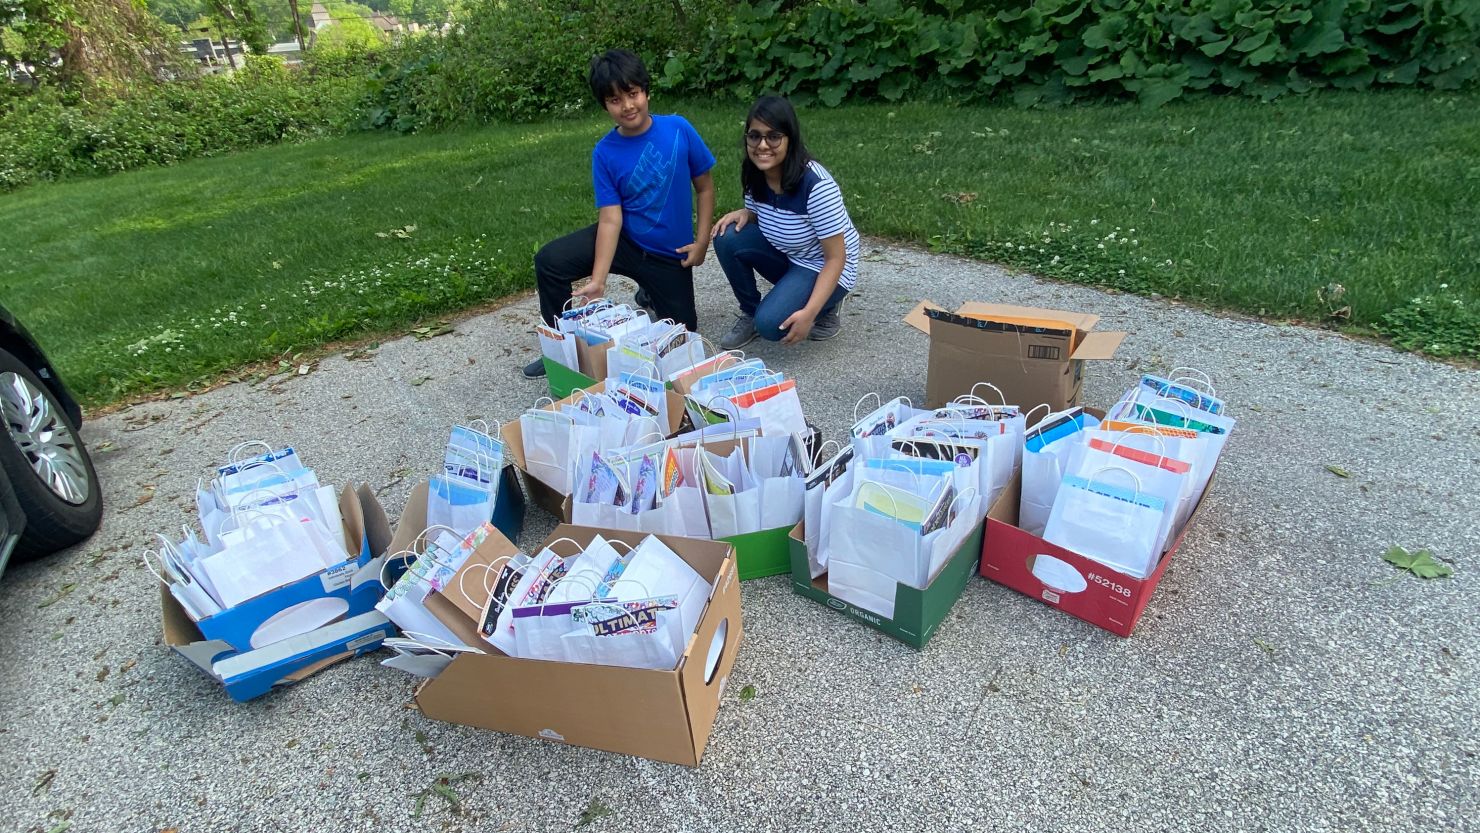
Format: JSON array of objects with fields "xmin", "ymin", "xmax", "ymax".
[
  {"xmin": 1088, "ymin": 465, "xmax": 1144, "ymax": 495},
  {"xmin": 1022, "ymin": 403, "xmax": 1051, "ymax": 427},
  {"xmin": 456, "ymin": 557, "xmax": 512, "ymax": 607},
  {"xmin": 1025, "ymin": 408, "xmax": 1077, "ymax": 440},
  {"xmin": 1168, "ymin": 367, "xmax": 1215, "ymax": 390},
  {"xmin": 141, "ymin": 548, "xmax": 173, "ymax": 586},
  {"xmin": 947, "ymin": 486, "xmax": 980, "ymax": 524},
  {"xmin": 968, "ymin": 382, "xmax": 1008, "ymax": 407},
  {"xmin": 542, "ymin": 537, "xmax": 588, "ymax": 559},
  {"xmin": 224, "ymin": 440, "xmax": 276, "ymax": 465}
]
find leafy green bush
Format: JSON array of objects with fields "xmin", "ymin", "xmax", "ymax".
[
  {"xmin": 665, "ymin": 0, "xmax": 1480, "ymax": 107},
  {"xmin": 1380, "ymin": 284, "xmax": 1480, "ymax": 359},
  {"xmin": 0, "ymin": 56, "xmax": 363, "ymax": 189},
  {"xmin": 359, "ymin": 0, "xmax": 727, "ymax": 131}
]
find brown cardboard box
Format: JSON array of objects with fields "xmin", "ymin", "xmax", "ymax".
[
  {"xmin": 904, "ymin": 301, "xmax": 1125, "ymax": 411},
  {"xmin": 501, "ymin": 381, "xmax": 688, "ymax": 522},
  {"xmin": 414, "ymin": 524, "xmax": 743, "ymax": 767}
]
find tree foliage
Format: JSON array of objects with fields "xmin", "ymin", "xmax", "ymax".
[{"xmin": 2, "ymin": 0, "xmax": 189, "ymax": 90}]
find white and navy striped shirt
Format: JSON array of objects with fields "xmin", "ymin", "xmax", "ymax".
[{"xmin": 744, "ymin": 161, "xmax": 861, "ymax": 291}]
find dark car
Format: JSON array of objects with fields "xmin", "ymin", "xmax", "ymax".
[{"xmin": 0, "ymin": 304, "xmax": 103, "ymax": 574}]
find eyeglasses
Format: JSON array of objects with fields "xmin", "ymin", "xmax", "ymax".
[{"xmin": 744, "ymin": 130, "xmax": 786, "ymax": 148}]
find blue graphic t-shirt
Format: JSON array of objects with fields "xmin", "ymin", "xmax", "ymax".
[{"xmin": 592, "ymin": 114, "xmax": 716, "ymax": 261}]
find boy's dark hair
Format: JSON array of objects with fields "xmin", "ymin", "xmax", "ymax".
[
  {"xmin": 741, "ymin": 95, "xmax": 815, "ymax": 199},
  {"xmin": 588, "ymin": 49, "xmax": 650, "ymax": 104}
]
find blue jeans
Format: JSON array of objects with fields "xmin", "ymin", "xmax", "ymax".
[{"xmin": 713, "ymin": 222, "xmax": 848, "ymax": 342}]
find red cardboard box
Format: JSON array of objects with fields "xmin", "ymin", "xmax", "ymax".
[{"xmin": 979, "ymin": 467, "xmax": 1213, "ymax": 637}]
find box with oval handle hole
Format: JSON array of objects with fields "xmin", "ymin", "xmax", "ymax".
[
  {"xmin": 979, "ymin": 461, "xmax": 1216, "ymax": 637},
  {"xmin": 413, "ymin": 524, "xmax": 743, "ymax": 767},
  {"xmin": 161, "ymin": 484, "xmax": 398, "ymax": 700}
]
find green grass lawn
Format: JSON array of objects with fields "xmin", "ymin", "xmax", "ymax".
[{"xmin": 1, "ymin": 89, "xmax": 1476, "ymax": 406}]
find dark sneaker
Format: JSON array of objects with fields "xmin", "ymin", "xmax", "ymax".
[
  {"xmin": 719, "ymin": 315, "xmax": 758, "ymax": 350},
  {"xmin": 809, "ymin": 309, "xmax": 842, "ymax": 341},
  {"xmin": 634, "ymin": 287, "xmax": 652, "ymax": 308},
  {"xmin": 522, "ymin": 358, "xmax": 547, "ymax": 379}
]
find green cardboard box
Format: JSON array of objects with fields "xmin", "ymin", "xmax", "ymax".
[
  {"xmin": 787, "ymin": 520, "xmax": 983, "ymax": 648},
  {"xmin": 543, "ymin": 357, "xmax": 598, "ymax": 401},
  {"xmin": 722, "ymin": 525, "xmax": 793, "ymax": 580}
]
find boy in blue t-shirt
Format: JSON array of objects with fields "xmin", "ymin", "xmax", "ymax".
[{"xmin": 524, "ymin": 49, "xmax": 716, "ymax": 379}]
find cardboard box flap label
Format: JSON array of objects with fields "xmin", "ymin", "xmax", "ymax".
[
  {"xmin": 955, "ymin": 302, "xmax": 1100, "ymax": 333},
  {"xmin": 903, "ymin": 300, "xmax": 949, "ymax": 334},
  {"xmin": 1070, "ymin": 330, "xmax": 1126, "ymax": 361}
]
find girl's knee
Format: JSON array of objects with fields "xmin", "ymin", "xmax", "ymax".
[
  {"xmin": 712, "ymin": 229, "xmax": 743, "ymax": 259},
  {"xmin": 754, "ymin": 307, "xmax": 788, "ymax": 341}
]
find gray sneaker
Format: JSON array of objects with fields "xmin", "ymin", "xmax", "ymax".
[
  {"xmin": 522, "ymin": 358, "xmax": 547, "ymax": 378},
  {"xmin": 719, "ymin": 315, "xmax": 758, "ymax": 350},
  {"xmin": 809, "ymin": 308, "xmax": 842, "ymax": 341}
]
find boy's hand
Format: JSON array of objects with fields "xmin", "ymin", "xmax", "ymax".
[
  {"xmin": 572, "ymin": 276, "xmax": 607, "ymax": 300},
  {"xmin": 676, "ymin": 241, "xmax": 707, "ymax": 268},
  {"xmin": 779, "ymin": 309, "xmax": 816, "ymax": 345}
]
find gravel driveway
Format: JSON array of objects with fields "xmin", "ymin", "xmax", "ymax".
[{"xmin": 2, "ymin": 243, "xmax": 1476, "ymax": 833}]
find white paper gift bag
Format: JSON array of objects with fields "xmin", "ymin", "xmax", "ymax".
[
  {"xmin": 1072, "ymin": 432, "xmax": 1196, "ymax": 550},
  {"xmin": 485, "ymin": 546, "xmax": 572, "ymax": 655},
  {"xmin": 428, "ymin": 473, "xmax": 495, "ymax": 537},
  {"xmin": 849, "ymin": 394, "xmax": 924, "ymax": 458},
  {"xmin": 198, "ymin": 514, "xmax": 326, "ymax": 608},
  {"xmin": 619, "ymin": 535, "xmax": 709, "ymax": 637},
  {"xmin": 748, "ymin": 434, "xmax": 804, "ymax": 531},
  {"xmin": 826, "ymin": 482, "xmax": 938, "ymax": 589},
  {"xmin": 804, "ymin": 445, "xmax": 853, "ymax": 578},
  {"xmin": 656, "ymin": 332, "xmax": 705, "ymax": 382},
  {"xmin": 700, "ymin": 447, "xmax": 762, "ymax": 538},
  {"xmin": 735, "ymin": 383, "xmax": 808, "ymax": 439},
  {"xmin": 1021, "ymin": 411, "xmax": 1096, "ymax": 537},
  {"xmin": 558, "ymin": 599, "xmax": 689, "ymax": 670},
  {"xmin": 1043, "ymin": 471, "xmax": 1169, "ymax": 579},
  {"xmin": 520, "ymin": 411, "xmax": 579, "ymax": 494},
  {"xmin": 646, "ymin": 485, "xmax": 709, "ymax": 537},
  {"xmin": 537, "ymin": 324, "xmax": 579, "ymax": 371}
]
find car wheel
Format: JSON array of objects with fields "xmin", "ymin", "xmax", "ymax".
[{"xmin": 0, "ymin": 347, "xmax": 102, "ymax": 558}]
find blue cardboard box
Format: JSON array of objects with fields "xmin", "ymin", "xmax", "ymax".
[
  {"xmin": 191, "ymin": 484, "xmax": 380, "ymax": 653},
  {"xmin": 162, "ymin": 483, "xmax": 399, "ymax": 701}
]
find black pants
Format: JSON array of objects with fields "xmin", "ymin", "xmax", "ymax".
[{"xmin": 534, "ymin": 224, "xmax": 698, "ymax": 331}]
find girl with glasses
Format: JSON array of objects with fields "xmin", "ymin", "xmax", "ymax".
[{"xmin": 711, "ymin": 95, "xmax": 860, "ymax": 349}]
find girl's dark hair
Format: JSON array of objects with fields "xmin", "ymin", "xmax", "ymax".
[
  {"xmin": 588, "ymin": 49, "xmax": 650, "ymax": 104},
  {"xmin": 740, "ymin": 95, "xmax": 814, "ymax": 199}
]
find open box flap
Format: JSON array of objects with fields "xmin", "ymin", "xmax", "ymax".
[
  {"xmin": 903, "ymin": 300, "xmax": 949, "ymax": 334},
  {"xmin": 955, "ymin": 302, "xmax": 1099, "ymax": 333},
  {"xmin": 386, "ymin": 479, "xmax": 432, "ymax": 558},
  {"xmin": 1070, "ymin": 330, "xmax": 1126, "ymax": 361}
]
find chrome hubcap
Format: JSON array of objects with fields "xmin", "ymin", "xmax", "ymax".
[{"xmin": 0, "ymin": 371, "xmax": 90, "ymax": 505}]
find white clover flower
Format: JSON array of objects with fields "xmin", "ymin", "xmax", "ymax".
[
  {"xmin": 1439, "ymin": 283, "xmax": 1449, "ymax": 289},
  {"xmin": 1097, "ymin": 243, "xmax": 1105, "ymax": 249},
  {"xmin": 1090, "ymin": 219, "xmax": 1099, "ymax": 225}
]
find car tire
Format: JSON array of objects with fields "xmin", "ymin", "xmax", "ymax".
[{"xmin": 0, "ymin": 347, "xmax": 102, "ymax": 559}]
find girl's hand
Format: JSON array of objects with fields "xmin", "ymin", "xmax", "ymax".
[
  {"xmin": 710, "ymin": 210, "xmax": 751, "ymax": 240},
  {"xmin": 779, "ymin": 308, "xmax": 816, "ymax": 345}
]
